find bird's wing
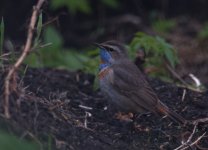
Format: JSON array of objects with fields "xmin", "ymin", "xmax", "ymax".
[{"xmin": 111, "ymin": 60, "xmax": 159, "ymax": 112}]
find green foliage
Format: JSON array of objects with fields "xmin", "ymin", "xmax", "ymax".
[
  {"xmin": 47, "ymin": 134, "xmax": 52, "ymax": 150},
  {"xmin": 51, "ymin": 0, "xmax": 91, "ymax": 14},
  {"xmin": 0, "ymin": 19, "xmax": 16, "ymax": 65},
  {"xmin": 44, "ymin": 26, "xmax": 63, "ymax": 46},
  {"xmin": 152, "ymin": 19, "xmax": 176, "ymax": 33},
  {"xmin": 130, "ymin": 32, "xmax": 179, "ymax": 80},
  {"xmin": 7, "ymin": 40, "xmax": 16, "ymax": 63},
  {"xmin": 34, "ymin": 13, "xmax": 43, "ymax": 48},
  {"xmin": 25, "ymin": 28, "xmax": 180, "ymax": 85},
  {"xmin": 50, "ymin": 0, "xmax": 119, "ymax": 14},
  {"xmin": 0, "ymin": 18, "xmax": 4, "ymax": 64},
  {"xmin": 0, "ymin": 130, "xmax": 38, "ymax": 150},
  {"xmin": 25, "ymin": 26, "xmax": 99, "ymax": 75},
  {"xmin": 198, "ymin": 22, "xmax": 208, "ymax": 39},
  {"xmin": 101, "ymin": 0, "xmax": 119, "ymax": 8}
]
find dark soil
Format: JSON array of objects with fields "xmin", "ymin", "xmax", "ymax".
[{"xmin": 0, "ymin": 68, "xmax": 208, "ymax": 150}]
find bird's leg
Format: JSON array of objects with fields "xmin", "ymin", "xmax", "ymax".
[
  {"xmin": 132, "ymin": 112, "xmax": 152, "ymax": 132},
  {"xmin": 135, "ymin": 112, "xmax": 152, "ymax": 119},
  {"xmin": 114, "ymin": 112, "xmax": 134, "ymax": 122},
  {"xmin": 113, "ymin": 112, "xmax": 137, "ymax": 132}
]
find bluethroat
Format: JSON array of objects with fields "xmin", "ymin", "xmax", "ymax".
[{"xmin": 96, "ymin": 40, "xmax": 186, "ymax": 125}]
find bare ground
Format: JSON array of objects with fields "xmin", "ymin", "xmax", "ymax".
[{"xmin": 0, "ymin": 68, "xmax": 208, "ymax": 150}]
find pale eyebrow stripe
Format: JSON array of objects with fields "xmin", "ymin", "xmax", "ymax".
[{"xmin": 106, "ymin": 45, "xmax": 120, "ymax": 52}]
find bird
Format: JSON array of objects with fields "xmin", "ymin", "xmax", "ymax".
[{"xmin": 95, "ymin": 40, "xmax": 187, "ymax": 125}]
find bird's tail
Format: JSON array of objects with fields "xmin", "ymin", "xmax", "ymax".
[{"xmin": 156, "ymin": 101, "xmax": 187, "ymax": 125}]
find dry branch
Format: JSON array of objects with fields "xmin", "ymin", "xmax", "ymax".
[
  {"xmin": 174, "ymin": 123, "xmax": 207, "ymax": 150},
  {"xmin": 165, "ymin": 63, "xmax": 188, "ymax": 86},
  {"xmin": 180, "ymin": 132, "xmax": 206, "ymax": 150},
  {"xmin": 3, "ymin": 0, "xmax": 45, "ymax": 118}
]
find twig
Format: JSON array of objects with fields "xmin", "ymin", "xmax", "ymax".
[
  {"xmin": 192, "ymin": 117, "xmax": 208, "ymax": 125},
  {"xmin": 42, "ymin": 16, "xmax": 59, "ymax": 27},
  {"xmin": 25, "ymin": 131, "xmax": 43, "ymax": 150},
  {"xmin": 181, "ymin": 89, "xmax": 186, "ymax": 102},
  {"xmin": 186, "ymin": 124, "xmax": 197, "ymax": 144},
  {"xmin": 165, "ymin": 63, "xmax": 205, "ymax": 93},
  {"xmin": 84, "ymin": 112, "xmax": 92, "ymax": 128},
  {"xmin": 165, "ymin": 63, "xmax": 188, "ymax": 86},
  {"xmin": 174, "ymin": 124, "xmax": 197, "ymax": 150},
  {"xmin": 189, "ymin": 73, "xmax": 201, "ymax": 87},
  {"xmin": 196, "ymin": 135, "xmax": 208, "ymax": 150},
  {"xmin": 174, "ymin": 123, "xmax": 207, "ymax": 150},
  {"xmin": 180, "ymin": 132, "xmax": 206, "ymax": 150},
  {"xmin": 49, "ymin": 101, "xmax": 69, "ymax": 111},
  {"xmin": 0, "ymin": 52, "xmax": 11, "ymax": 58},
  {"xmin": 79, "ymin": 105, "xmax": 93, "ymax": 110},
  {"xmin": 3, "ymin": 0, "xmax": 45, "ymax": 118}
]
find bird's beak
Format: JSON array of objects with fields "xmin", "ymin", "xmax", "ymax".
[{"xmin": 93, "ymin": 43, "xmax": 104, "ymax": 49}]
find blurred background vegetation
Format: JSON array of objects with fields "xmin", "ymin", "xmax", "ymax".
[
  {"xmin": 1, "ymin": 0, "xmax": 208, "ymax": 82},
  {"xmin": 1, "ymin": 0, "xmax": 208, "ymax": 148},
  {"xmin": 0, "ymin": 0, "xmax": 207, "ymax": 99}
]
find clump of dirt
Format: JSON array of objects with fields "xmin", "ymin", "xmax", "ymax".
[{"xmin": 0, "ymin": 68, "xmax": 208, "ymax": 150}]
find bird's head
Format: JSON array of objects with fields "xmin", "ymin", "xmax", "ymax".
[{"xmin": 95, "ymin": 41, "xmax": 128, "ymax": 66}]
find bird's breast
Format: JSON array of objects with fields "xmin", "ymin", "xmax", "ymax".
[
  {"xmin": 98, "ymin": 67, "xmax": 114, "ymax": 85},
  {"xmin": 98, "ymin": 59, "xmax": 115, "ymax": 99},
  {"xmin": 98, "ymin": 67, "xmax": 116, "ymax": 103}
]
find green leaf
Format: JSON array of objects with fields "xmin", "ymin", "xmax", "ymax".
[
  {"xmin": 83, "ymin": 55, "xmax": 99, "ymax": 74},
  {"xmin": 0, "ymin": 130, "xmax": 38, "ymax": 150},
  {"xmin": 47, "ymin": 134, "xmax": 52, "ymax": 150},
  {"xmin": 198, "ymin": 22, "xmax": 208, "ymax": 39},
  {"xmin": 129, "ymin": 32, "xmax": 180, "ymax": 82},
  {"xmin": 34, "ymin": 13, "xmax": 43, "ymax": 47},
  {"xmin": 164, "ymin": 49, "xmax": 175, "ymax": 67},
  {"xmin": 51, "ymin": 0, "xmax": 91, "ymax": 14},
  {"xmin": 44, "ymin": 26, "xmax": 63, "ymax": 47},
  {"xmin": 62, "ymin": 51, "xmax": 85, "ymax": 70},
  {"xmin": 101, "ymin": 0, "xmax": 119, "ymax": 8},
  {"xmin": 86, "ymin": 48, "xmax": 99, "ymax": 56},
  {"xmin": 7, "ymin": 40, "xmax": 16, "ymax": 63},
  {"xmin": 24, "ymin": 52, "xmax": 42, "ymax": 68},
  {"xmin": 93, "ymin": 76, "xmax": 99, "ymax": 91},
  {"xmin": 152, "ymin": 19, "xmax": 176, "ymax": 33},
  {"xmin": 25, "ymin": 26, "xmax": 99, "ymax": 78}
]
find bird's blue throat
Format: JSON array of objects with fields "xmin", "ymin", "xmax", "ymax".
[
  {"xmin": 99, "ymin": 63, "xmax": 110, "ymax": 71},
  {"xmin": 99, "ymin": 48, "xmax": 112, "ymax": 71}
]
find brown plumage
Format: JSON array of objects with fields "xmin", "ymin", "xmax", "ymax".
[{"xmin": 97, "ymin": 41, "xmax": 187, "ymax": 125}]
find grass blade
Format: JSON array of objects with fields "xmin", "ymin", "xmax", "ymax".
[
  {"xmin": 34, "ymin": 13, "xmax": 42, "ymax": 47},
  {"xmin": 0, "ymin": 17, "xmax": 4, "ymax": 64}
]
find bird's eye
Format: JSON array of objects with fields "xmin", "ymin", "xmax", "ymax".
[{"xmin": 107, "ymin": 48, "xmax": 114, "ymax": 52}]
